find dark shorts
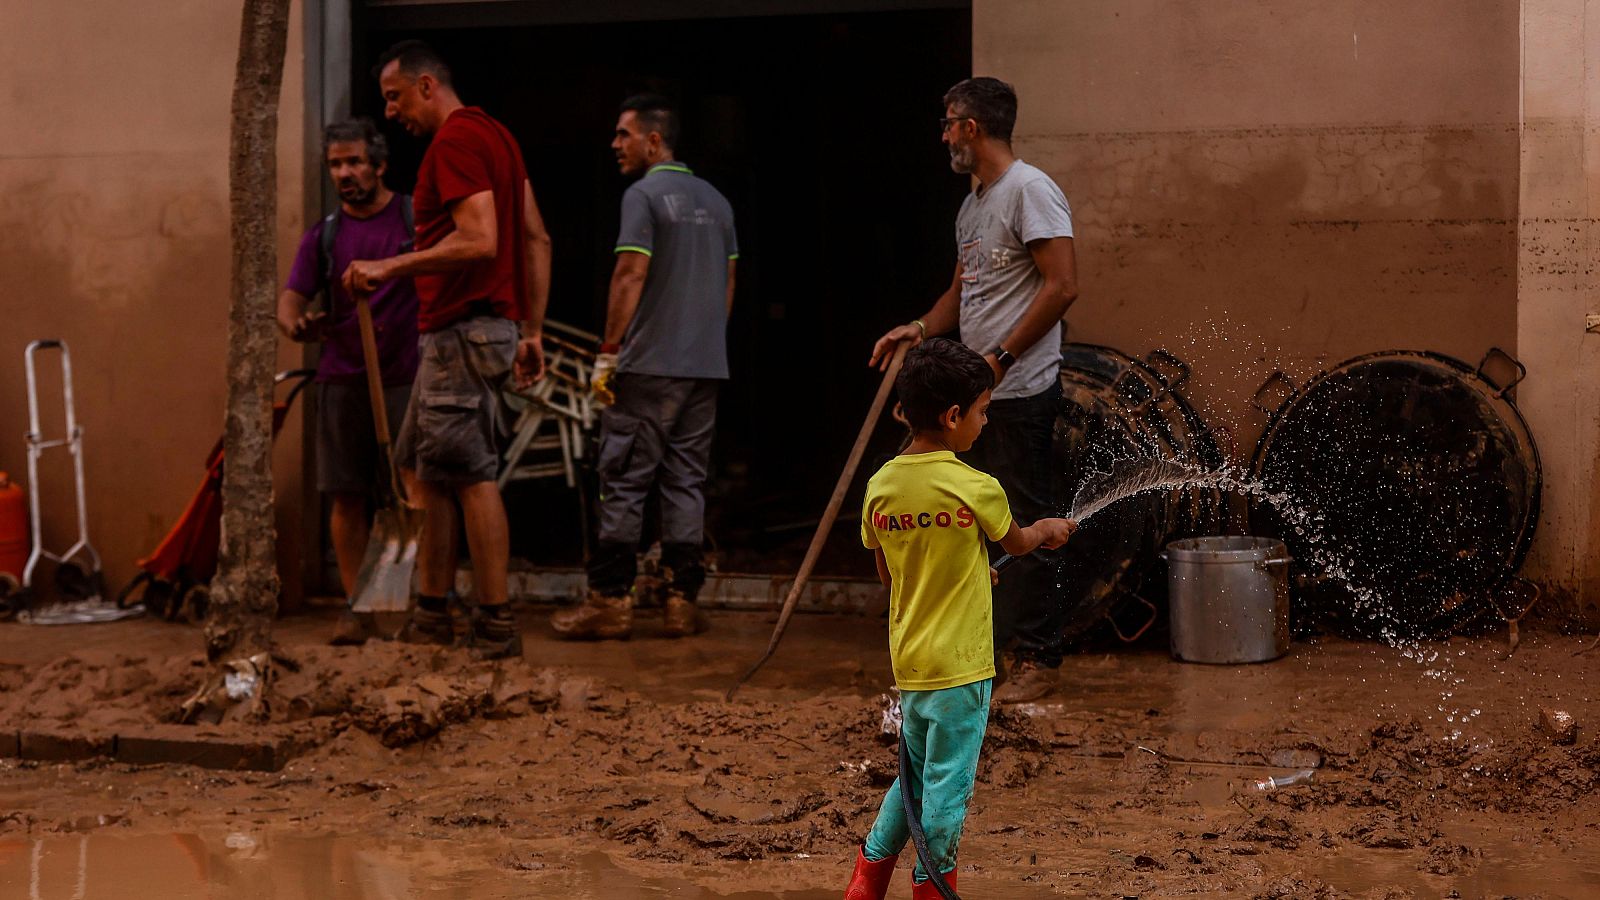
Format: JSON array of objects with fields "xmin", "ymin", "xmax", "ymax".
[
  {"xmin": 317, "ymin": 382, "xmax": 416, "ymax": 494},
  {"xmin": 394, "ymin": 315, "xmax": 518, "ymax": 487}
]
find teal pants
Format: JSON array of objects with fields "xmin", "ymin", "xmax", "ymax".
[{"xmin": 864, "ymin": 679, "xmax": 992, "ymax": 882}]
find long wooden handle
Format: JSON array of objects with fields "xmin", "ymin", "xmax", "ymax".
[
  {"xmin": 355, "ymin": 296, "xmax": 404, "ymax": 502},
  {"xmin": 727, "ymin": 340, "xmax": 911, "ymax": 701}
]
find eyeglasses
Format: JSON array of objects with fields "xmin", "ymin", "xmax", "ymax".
[{"xmin": 940, "ymin": 115, "xmax": 975, "ymax": 132}]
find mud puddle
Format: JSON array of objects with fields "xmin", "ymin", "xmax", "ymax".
[
  {"xmin": 0, "ymin": 831, "xmax": 851, "ymax": 899},
  {"xmin": 1296, "ymin": 833, "xmax": 1600, "ymax": 899},
  {"xmin": 0, "ymin": 831, "xmax": 1070, "ymax": 898}
]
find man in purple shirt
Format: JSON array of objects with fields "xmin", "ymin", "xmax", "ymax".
[{"xmin": 277, "ymin": 118, "xmax": 420, "ymax": 645}]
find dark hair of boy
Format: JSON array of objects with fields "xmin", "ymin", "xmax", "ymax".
[
  {"xmin": 620, "ymin": 93, "xmax": 679, "ymax": 150},
  {"xmin": 896, "ymin": 338, "xmax": 996, "ymax": 432},
  {"xmin": 322, "ymin": 117, "xmax": 388, "ymax": 167},
  {"xmin": 943, "ymin": 76, "xmax": 1018, "ymax": 143},
  {"xmin": 373, "ymin": 39, "xmax": 453, "ymax": 85}
]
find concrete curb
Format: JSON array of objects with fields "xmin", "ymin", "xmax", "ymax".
[
  {"xmin": 6, "ymin": 726, "xmax": 288, "ymax": 772},
  {"xmin": 475, "ymin": 567, "xmax": 885, "ymax": 614}
]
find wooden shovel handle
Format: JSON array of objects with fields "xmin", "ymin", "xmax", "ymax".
[
  {"xmin": 727, "ymin": 339, "xmax": 911, "ymax": 700},
  {"xmin": 355, "ymin": 296, "xmax": 405, "ymax": 502}
]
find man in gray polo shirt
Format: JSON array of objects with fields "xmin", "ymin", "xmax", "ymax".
[
  {"xmin": 871, "ymin": 77, "xmax": 1079, "ymax": 704},
  {"xmin": 553, "ymin": 94, "xmax": 738, "ymax": 641}
]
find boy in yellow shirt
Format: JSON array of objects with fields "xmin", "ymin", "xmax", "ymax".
[{"xmin": 844, "ymin": 339, "xmax": 1076, "ymax": 899}]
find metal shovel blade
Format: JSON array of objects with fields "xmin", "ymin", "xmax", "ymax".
[{"xmin": 350, "ymin": 503, "xmax": 425, "ymax": 615}]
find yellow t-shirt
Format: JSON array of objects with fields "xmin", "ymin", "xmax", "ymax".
[{"xmin": 861, "ymin": 451, "xmax": 1013, "ymax": 691}]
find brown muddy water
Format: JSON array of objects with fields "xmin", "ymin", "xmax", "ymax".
[
  {"xmin": 4, "ymin": 821, "xmax": 1596, "ymax": 898},
  {"xmin": 3, "ymin": 610, "xmax": 1599, "ymax": 897},
  {"xmin": 0, "ymin": 831, "xmax": 1065, "ymax": 898}
]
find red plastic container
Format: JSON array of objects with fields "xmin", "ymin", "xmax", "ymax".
[{"xmin": 0, "ymin": 471, "xmax": 27, "ymax": 580}]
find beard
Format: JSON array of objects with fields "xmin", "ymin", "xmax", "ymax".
[
  {"xmin": 338, "ymin": 181, "xmax": 378, "ymax": 205},
  {"xmin": 948, "ymin": 141, "xmax": 975, "ymax": 174}
]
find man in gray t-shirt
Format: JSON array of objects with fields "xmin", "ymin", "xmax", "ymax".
[
  {"xmin": 870, "ymin": 77, "xmax": 1079, "ymax": 705},
  {"xmin": 553, "ymin": 94, "xmax": 738, "ymax": 642},
  {"xmin": 954, "ymin": 158, "xmax": 1074, "ymax": 400}
]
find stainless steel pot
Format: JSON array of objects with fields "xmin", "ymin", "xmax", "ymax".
[{"xmin": 1164, "ymin": 536, "xmax": 1291, "ymax": 664}]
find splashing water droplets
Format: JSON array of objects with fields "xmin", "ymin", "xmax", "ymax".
[{"xmin": 1066, "ymin": 457, "xmax": 1470, "ymax": 704}]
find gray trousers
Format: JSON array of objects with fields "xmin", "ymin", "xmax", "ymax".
[{"xmin": 596, "ymin": 373, "xmax": 718, "ymax": 547}]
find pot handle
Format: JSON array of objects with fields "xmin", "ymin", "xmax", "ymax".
[
  {"xmin": 1476, "ymin": 347, "xmax": 1526, "ymax": 399},
  {"xmin": 1144, "ymin": 348, "xmax": 1191, "ymax": 394},
  {"xmin": 1257, "ymin": 557, "xmax": 1294, "ymax": 571},
  {"xmin": 1252, "ymin": 371, "xmax": 1296, "ymax": 414},
  {"xmin": 1113, "ymin": 368, "xmax": 1166, "ymax": 415},
  {"xmin": 1106, "ymin": 593, "xmax": 1159, "ymax": 643}
]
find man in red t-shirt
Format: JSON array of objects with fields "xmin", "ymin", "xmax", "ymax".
[{"xmin": 343, "ymin": 40, "xmax": 552, "ymax": 659}]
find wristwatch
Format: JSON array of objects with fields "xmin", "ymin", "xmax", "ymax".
[{"xmin": 992, "ymin": 348, "xmax": 1017, "ymax": 371}]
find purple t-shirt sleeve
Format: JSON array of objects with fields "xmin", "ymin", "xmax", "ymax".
[{"xmin": 285, "ymin": 222, "xmax": 326, "ymax": 298}]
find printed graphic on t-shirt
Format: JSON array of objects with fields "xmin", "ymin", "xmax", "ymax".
[
  {"xmin": 663, "ymin": 192, "xmax": 718, "ymax": 226},
  {"xmin": 959, "ymin": 236, "xmax": 982, "ymax": 304},
  {"xmin": 868, "ymin": 507, "xmax": 975, "ymax": 532},
  {"xmin": 959, "ymin": 215, "xmax": 1023, "ymax": 310}
]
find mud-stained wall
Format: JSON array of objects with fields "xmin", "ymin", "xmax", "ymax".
[
  {"xmin": 974, "ymin": 0, "xmax": 1520, "ymax": 457},
  {"xmin": 0, "ymin": 2, "xmax": 308, "ymax": 603},
  {"xmin": 1518, "ymin": 0, "xmax": 1600, "ymax": 622}
]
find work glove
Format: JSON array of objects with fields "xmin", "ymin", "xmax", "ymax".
[{"xmin": 592, "ymin": 352, "xmax": 619, "ymax": 406}]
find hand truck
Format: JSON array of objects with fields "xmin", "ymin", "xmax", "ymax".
[{"xmin": 14, "ymin": 340, "xmax": 138, "ymax": 624}]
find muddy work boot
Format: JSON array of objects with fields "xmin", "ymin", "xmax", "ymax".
[
  {"xmin": 911, "ymin": 869, "xmax": 956, "ymax": 899},
  {"xmin": 843, "ymin": 847, "xmax": 897, "ymax": 900},
  {"xmin": 550, "ymin": 591, "xmax": 633, "ymax": 640},
  {"xmin": 398, "ymin": 596, "xmax": 455, "ymax": 646},
  {"xmin": 992, "ymin": 658, "xmax": 1059, "ymax": 704},
  {"xmin": 466, "ymin": 603, "xmax": 522, "ymax": 660},
  {"xmin": 661, "ymin": 588, "xmax": 704, "ymax": 638},
  {"xmin": 328, "ymin": 610, "xmax": 370, "ymax": 646}
]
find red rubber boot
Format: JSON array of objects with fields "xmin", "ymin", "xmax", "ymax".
[
  {"xmin": 911, "ymin": 868, "xmax": 957, "ymax": 899},
  {"xmin": 843, "ymin": 847, "xmax": 898, "ymax": 900}
]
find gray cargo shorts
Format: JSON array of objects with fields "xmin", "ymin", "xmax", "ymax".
[{"xmin": 394, "ymin": 315, "xmax": 518, "ymax": 487}]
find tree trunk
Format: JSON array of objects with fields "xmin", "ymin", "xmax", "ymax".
[{"xmin": 205, "ymin": 0, "xmax": 292, "ymax": 664}]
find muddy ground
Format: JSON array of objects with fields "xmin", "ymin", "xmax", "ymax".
[{"xmin": 2, "ymin": 605, "xmax": 1598, "ymax": 898}]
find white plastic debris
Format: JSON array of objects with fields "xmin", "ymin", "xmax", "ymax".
[
  {"xmin": 878, "ymin": 689, "xmax": 902, "ymax": 737},
  {"xmin": 1253, "ymin": 768, "xmax": 1315, "ymax": 791}
]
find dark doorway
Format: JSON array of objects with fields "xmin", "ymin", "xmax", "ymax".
[{"xmin": 354, "ymin": 7, "xmax": 971, "ymax": 576}]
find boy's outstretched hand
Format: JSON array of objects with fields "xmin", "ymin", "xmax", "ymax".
[
  {"xmin": 999, "ymin": 517, "xmax": 1080, "ymax": 559},
  {"xmin": 1038, "ymin": 518, "xmax": 1078, "ymax": 549}
]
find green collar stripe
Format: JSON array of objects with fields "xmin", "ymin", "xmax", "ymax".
[{"xmin": 648, "ymin": 163, "xmax": 693, "ymax": 175}]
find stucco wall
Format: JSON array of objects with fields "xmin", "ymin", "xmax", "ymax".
[
  {"xmin": 975, "ymin": 0, "xmax": 1520, "ymax": 457},
  {"xmin": 1518, "ymin": 0, "xmax": 1600, "ymax": 620},
  {"xmin": 0, "ymin": 1, "xmax": 308, "ymax": 603},
  {"xmin": 975, "ymin": 0, "xmax": 1600, "ymax": 622}
]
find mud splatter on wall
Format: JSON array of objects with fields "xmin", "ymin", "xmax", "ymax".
[
  {"xmin": 975, "ymin": 0, "xmax": 1518, "ymax": 433},
  {"xmin": 978, "ymin": 0, "xmax": 1600, "ymax": 622},
  {"xmin": 1515, "ymin": 0, "xmax": 1600, "ymax": 622}
]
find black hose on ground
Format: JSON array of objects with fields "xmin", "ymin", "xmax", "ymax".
[
  {"xmin": 895, "ymin": 553, "xmax": 1021, "ymax": 899},
  {"xmin": 899, "ymin": 733, "xmax": 962, "ymax": 900}
]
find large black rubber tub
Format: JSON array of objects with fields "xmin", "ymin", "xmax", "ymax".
[
  {"xmin": 1052, "ymin": 344, "xmax": 1223, "ymax": 647},
  {"xmin": 1248, "ymin": 349, "xmax": 1541, "ymax": 639}
]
